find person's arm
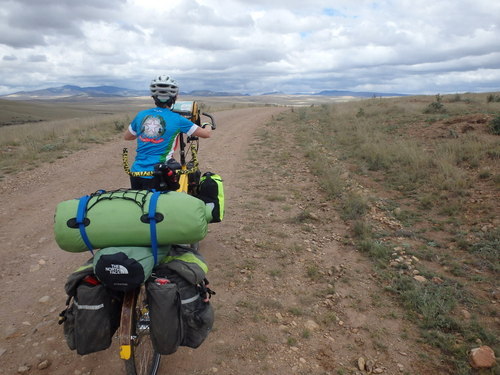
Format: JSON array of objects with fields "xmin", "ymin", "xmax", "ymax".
[
  {"xmin": 191, "ymin": 125, "xmax": 212, "ymax": 138},
  {"xmin": 124, "ymin": 126, "xmax": 137, "ymax": 140}
]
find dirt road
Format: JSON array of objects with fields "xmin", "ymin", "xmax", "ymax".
[
  {"xmin": 0, "ymin": 106, "xmax": 436, "ymax": 375},
  {"xmin": 0, "ymin": 107, "xmax": 285, "ymax": 374}
]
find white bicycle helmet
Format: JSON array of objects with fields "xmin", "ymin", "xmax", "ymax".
[{"xmin": 150, "ymin": 75, "xmax": 179, "ymax": 102}]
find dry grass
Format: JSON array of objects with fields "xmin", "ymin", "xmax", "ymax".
[
  {"xmin": 0, "ymin": 96, "xmax": 257, "ymax": 178},
  {"xmin": 0, "ymin": 114, "xmax": 130, "ymax": 176},
  {"xmin": 283, "ymin": 92, "xmax": 500, "ymax": 374}
]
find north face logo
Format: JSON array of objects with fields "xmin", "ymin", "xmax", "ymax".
[{"xmin": 105, "ymin": 264, "xmax": 129, "ymax": 275}]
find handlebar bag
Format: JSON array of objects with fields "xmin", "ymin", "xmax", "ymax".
[{"xmin": 171, "ymin": 101, "xmax": 200, "ymax": 124}]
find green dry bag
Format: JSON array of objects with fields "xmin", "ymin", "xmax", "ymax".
[{"xmin": 54, "ymin": 189, "xmax": 213, "ymax": 252}]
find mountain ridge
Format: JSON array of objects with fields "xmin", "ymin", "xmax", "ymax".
[{"xmin": 1, "ymin": 85, "xmax": 406, "ymax": 99}]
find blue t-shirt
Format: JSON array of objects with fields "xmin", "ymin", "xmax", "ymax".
[{"xmin": 128, "ymin": 107, "xmax": 198, "ymax": 173}]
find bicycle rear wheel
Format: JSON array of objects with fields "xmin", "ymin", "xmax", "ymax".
[{"xmin": 121, "ymin": 287, "xmax": 161, "ymax": 375}]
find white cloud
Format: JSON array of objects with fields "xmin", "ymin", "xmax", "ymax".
[{"xmin": 0, "ymin": 0, "xmax": 499, "ymax": 95}]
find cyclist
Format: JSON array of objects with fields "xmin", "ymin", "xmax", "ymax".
[{"xmin": 124, "ymin": 74, "xmax": 211, "ymax": 190}]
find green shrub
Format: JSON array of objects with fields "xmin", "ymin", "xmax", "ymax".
[
  {"xmin": 341, "ymin": 192, "xmax": 369, "ymax": 220},
  {"xmin": 486, "ymin": 94, "xmax": 500, "ymax": 103},
  {"xmin": 469, "ymin": 228, "xmax": 500, "ymax": 272},
  {"xmin": 424, "ymin": 94, "xmax": 446, "ymax": 114},
  {"xmin": 114, "ymin": 120, "xmax": 126, "ymax": 131},
  {"xmin": 488, "ymin": 115, "xmax": 500, "ymax": 135},
  {"xmin": 353, "ymin": 220, "xmax": 372, "ymax": 239},
  {"xmin": 358, "ymin": 239, "xmax": 392, "ymax": 262}
]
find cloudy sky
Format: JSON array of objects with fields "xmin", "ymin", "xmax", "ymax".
[{"xmin": 1, "ymin": 0, "xmax": 499, "ymax": 95}]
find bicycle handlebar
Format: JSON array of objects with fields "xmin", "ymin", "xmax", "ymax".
[{"xmin": 202, "ymin": 112, "xmax": 216, "ymax": 129}]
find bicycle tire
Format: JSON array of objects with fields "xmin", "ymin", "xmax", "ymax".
[{"xmin": 123, "ymin": 287, "xmax": 161, "ymax": 375}]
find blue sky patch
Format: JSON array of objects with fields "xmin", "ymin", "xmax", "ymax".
[{"xmin": 322, "ymin": 8, "xmax": 343, "ymax": 17}]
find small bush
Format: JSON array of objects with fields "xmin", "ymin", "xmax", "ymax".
[
  {"xmin": 353, "ymin": 220, "xmax": 372, "ymax": 239},
  {"xmin": 486, "ymin": 94, "xmax": 500, "ymax": 103},
  {"xmin": 488, "ymin": 115, "xmax": 500, "ymax": 135},
  {"xmin": 478, "ymin": 169, "xmax": 492, "ymax": 179},
  {"xmin": 424, "ymin": 94, "xmax": 446, "ymax": 114},
  {"xmin": 469, "ymin": 228, "xmax": 500, "ymax": 272},
  {"xmin": 302, "ymin": 329, "xmax": 311, "ymax": 339},
  {"xmin": 290, "ymin": 210, "xmax": 315, "ymax": 224},
  {"xmin": 358, "ymin": 240, "xmax": 392, "ymax": 262},
  {"xmin": 113, "ymin": 120, "xmax": 126, "ymax": 131},
  {"xmin": 298, "ymin": 109, "xmax": 307, "ymax": 121},
  {"xmin": 418, "ymin": 194, "xmax": 436, "ymax": 210},
  {"xmin": 391, "ymin": 275, "xmax": 463, "ymax": 331},
  {"xmin": 39, "ymin": 143, "xmax": 62, "ymax": 152},
  {"xmin": 306, "ymin": 264, "xmax": 321, "ymax": 280},
  {"xmin": 341, "ymin": 192, "xmax": 369, "ymax": 220},
  {"xmin": 288, "ymin": 307, "xmax": 303, "ymax": 316}
]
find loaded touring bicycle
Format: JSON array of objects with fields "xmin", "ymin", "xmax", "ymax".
[{"xmin": 56, "ymin": 101, "xmax": 223, "ymax": 375}]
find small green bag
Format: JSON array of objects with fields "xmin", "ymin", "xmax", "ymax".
[
  {"xmin": 160, "ymin": 245, "xmax": 208, "ymax": 284},
  {"xmin": 197, "ymin": 172, "xmax": 224, "ymax": 223}
]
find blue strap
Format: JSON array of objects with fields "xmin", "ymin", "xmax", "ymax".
[
  {"xmin": 76, "ymin": 195, "xmax": 94, "ymax": 255},
  {"xmin": 148, "ymin": 190, "xmax": 161, "ymax": 265}
]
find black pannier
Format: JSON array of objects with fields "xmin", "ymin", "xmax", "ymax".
[
  {"xmin": 147, "ymin": 260, "xmax": 214, "ymax": 354},
  {"xmin": 146, "ymin": 279, "xmax": 183, "ymax": 355},
  {"xmin": 60, "ymin": 261, "xmax": 121, "ymax": 355}
]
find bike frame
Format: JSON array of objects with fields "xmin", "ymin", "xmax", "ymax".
[{"xmin": 119, "ymin": 290, "xmax": 136, "ymax": 360}]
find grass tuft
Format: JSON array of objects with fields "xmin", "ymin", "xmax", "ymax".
[{"xmin": 341, "ymin": 192, "xmax": 369, "ymax": 220}]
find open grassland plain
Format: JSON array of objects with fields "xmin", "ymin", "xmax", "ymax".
[
  {"xmin": 0, "ymin": 95, "xmax": 355, "ymax": 179},
  {"xmin": 0, "ymin": 93, "xmax": 498, "ymax": 375},
  {"xmin": 0, "ymin": 96, "xmax": 257, "ymax": 178}
]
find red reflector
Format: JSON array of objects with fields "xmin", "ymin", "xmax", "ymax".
[{"xmin": 83, "ymin": 275, "xmax": 101, "ymax": 286}]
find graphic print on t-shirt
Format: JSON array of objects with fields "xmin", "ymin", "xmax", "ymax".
[{"xmin": 139, "ymin": 115, "xmax": 166, "ymax": 143}]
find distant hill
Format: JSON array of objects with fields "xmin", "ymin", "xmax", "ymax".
[
  {"xmin": 2, "ymin": 85, "xmax": 148, "ymax": 99},
  {"xmin": 1, "ymin": 85, "xmax": 405, "ymax": 100},
  {"xmin": 313, "ymin": 89, "xmax": 406, "ymax": 97},
  {"xmin": 261, "ymin": 91, "xmax": 286, "ymax": 96},
  {"xmin": 184, "ymin": 90, "xmax": 249, "ymax": 97},
  {"xmin": 1, "ymin": 85, "xmax": 252, "ymax": 100}
]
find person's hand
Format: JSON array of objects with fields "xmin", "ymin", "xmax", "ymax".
[{"xmin": 192, "ymin": 124, "xmax": 212, "ymax": 138}]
